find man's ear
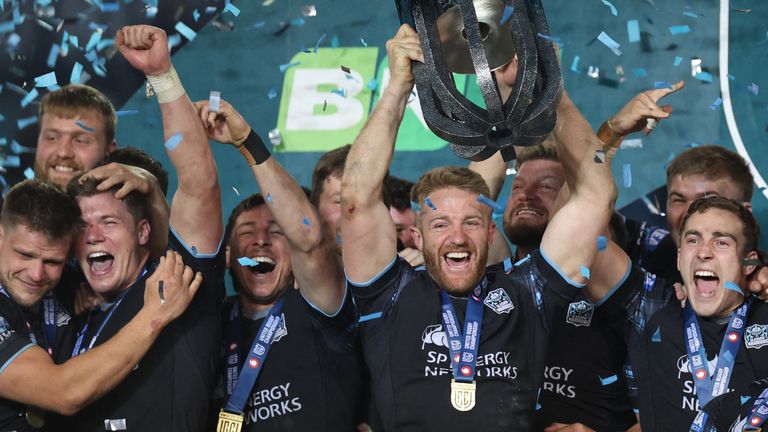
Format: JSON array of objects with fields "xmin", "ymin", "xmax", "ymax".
[
  {"xmin": 411, "ymin": 225, "xmax": 423, "ymax": 251},
  {"xmin": 488, "ymin": 220, "xmax": 496, "ymax": 247},
  {"xmin": 744, "ymin": 250, "xmax": 760, "ymax": 277},
  {"xmin": 137, "ymin": 219, "xmax": 150, "ymax": 246}
]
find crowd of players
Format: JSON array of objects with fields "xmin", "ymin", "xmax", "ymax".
[{"xmin": 0, "ymin": 22, "xmax": 766, "ymax": 432}]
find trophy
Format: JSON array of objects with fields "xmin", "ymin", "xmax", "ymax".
[{"xmin": 394, "ymin": 0, "xmax": 562, "ymax": 161}]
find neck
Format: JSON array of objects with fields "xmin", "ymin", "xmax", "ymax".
[
  {"xmin": 239, "ymin": 295, "xmax": 275, "ymax": 316},
  {"xmin": 515, "ymin": 245, "xmax": 534, "ymax": 261},
  {"xmin": 97, "ymin": 254, "xmax": 150, "ymax": 303}
]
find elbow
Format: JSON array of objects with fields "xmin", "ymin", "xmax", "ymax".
[{"xmin": 54, "ymin": 393, "xmax": 88, "ymax": 416}]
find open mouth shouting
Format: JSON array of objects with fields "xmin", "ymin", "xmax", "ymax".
[
  {"xmin": 693, "ymin": 269, "xmax": 719, "ymax": 299},
  {"xmin": 244, "ymin": 256, "xmax": 277, "ymax": 275},
  {"xmin": 443, "ymin": 250, "xmax": 472, "ymax": 271},
  {"xmin": 88, "ymin": 251, "xmax": 115, "ymax": 275}
]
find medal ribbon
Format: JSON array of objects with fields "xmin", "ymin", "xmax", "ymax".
[
  {"xmin": 686, "ymin": 300, "xmax": 750, "ymax": 432},
  {"xmin": 223, "ymin": 297, "xmax": 285, "ymax": 415},
  {"xmin": 0, "ymin": 285, "xmax": 57, "ymax": 355},
  {"xmin": 745, "ymin": 388, "xmax": 768, "ymax": 431},
  {"xmin": 438, "ymin": 279, "xmax": 486, "ymax": 383}
]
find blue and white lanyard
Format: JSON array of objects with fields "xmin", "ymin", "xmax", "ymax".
[
  {"xmin": 687, "ymin": 300, "xmax": 750, "ymax": 432},
  {"xmin": 438, "ymin": 278, "xmax": 487, "ymax": 383},
  {"xmin": 745, "ymin": 388, "xmax": 768, "ymax": 431},
  {"xmin": 0, "ymin": 285, "xmax": 57, "ymax": 355},
  {"xmin": 222, "ymin": 297, "xmax": 285, "ymax": 415}
]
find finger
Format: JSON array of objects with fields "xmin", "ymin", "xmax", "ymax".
[
  {"xmin": 397, "ymin": 23, "xmax": 418, "ymax": 38},
  {"xmin": 115, "ymin": 28, "xmax": 125, "ymax": 47},
  {"xmin": 95, "ymin": 174, "xmax": 125, "ymax": 192},
  {"xmin": 162, "ymin": 251, "xmax": 175, "ymax": 275},
  {"xmin": 173, "ymin": 251, "xmax": 185, "ymax": 278},
  {"xmin": 646, "ymin": 80, "xmax": 685, "ymax": 102},
  {"xmin": 187, "ymin": 271, "xmax": 203, "ymax": 299},
  {"xmin": 206, "ymin": 111, "xmax": 218, "ymax": 130},
  {"xmin": 140, "ymin": 26, "xmax": 153, "ymax": 48},
  {"xmin": 113, "ymin": 182, "xmax": 134, "ymax": 199},
  {"xmin": 182, "ymin": 265, "xmax": 194, "ymax": 286},
  {"xmin": 544, "ymin": 424, "xmax": 565, "ymax": 432}
]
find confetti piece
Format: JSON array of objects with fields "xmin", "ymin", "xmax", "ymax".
[
  {"xmin": 633, "ymin": 68, "xmax": 647, "ymax": 78},
  {"xmin": 682, "ymin": 11, "xmax": 701, "ymax": 18},
  {"xmin": 724, "ymin": 281, "xmax": 742, "ymax": 294},
  {"xmin": 597, "ymin": 236, "xmax": 608, "ymax": 252},
  {"xmin": 620, "ymin": 138, "xmax": 643, "ymax": 149},
  {"xmin": 651, "ymin": 326, "xmax": 661, "ymax": 342},
  {"xmin": 164, "ymin": 132, "xmax": 183, "ymax": 150},
  {"xmin": 69, "ymin": 35, "xmax": 79, "ymax": 48},
  {"xmin": 268, "ymin": 128, "xmax": 281, "ymax": 146},
  {"xmin": 302, "ymin": 5, "xmax": 317, "ymax": 16},
  {"xmin": 302, "ymin": 217, "xmax": 311, "ymax": 226},
  {"xmin": 223, "ymin": 0, "xmax": 241, "ymax": 16},
  {"xmin": 425, "ymin": 197, "xmax": 437, "ymax": 211},
  {"xmin": 600, "ymin": 374, "xmax": 618, "ymax": 385},
  {"xmin": 175, "ymin": 22, "xmax": 196, "ymax": 41},
  {"xmin": 290, "ymin": 18, "xmax": 305, "ymax": 26},
  {"xmin": 46, "ymin": 44, "xmax": 60, "ymax": 68},
  {"xmin": 267, "ymin": 89, "xmax": 278, "ymax": 100},
  {"xmin": 330, "ymin": 88, "xmax": 347, "ymax": 97},
  {"xmin": 601, "ymin": 0, "xmax": 618, "ymax": 16},
  {"xmin": 367, "ymin": 78, "xmax": 379, "ymax": 92},
  {"xmin": 331, "ymin": 35, "xmax": 339, "ymax": 48},
  {"xmin": 34, "ymin": 71, "xmax": 57, "ymax": 88},
  {"xmin": 85, "ymin": 31, "xmax": 102, "ymax": 52},
  {"xmin": 193, "ymin": 9, "xmax": 200, "ymax": 21},
  {"xmin": 587, "ymin": 66, "xmax": 600, "ymax": 78},
  {"xmin": 313, "ymin": 33, "xmax": 326, "ymax": 53},
  {"xmin": 116, "ymin": 110, "xmax": 139, "ymax": 117},
  {"xmin": 570, "ymin": 55, "xmax": 580, "ymax": 73},
  {"xmin": 743, "ymin": 258, "xmax": 762, "ymax": 266},
  {"xmin": 232, "ymin": 186, "xmax": 240, "ymax": 196},
  {"xmin": 673, "ymin": 56, "xmax": 683, "ymax": 67},
  {"xmin": 11, "ymin": 141, "xmax": 34, "ymax": 154},
  {"xmin": 748, "ymin": 83, "xmax": 759, "ymax": 96},
  {"xmin": 23, "ymin": 167, "xmax": 34, "ymax": 179},
  {"xmin": 477, "ymin": 194, "xmax": 503, "ymax": 213},
  {"xmin": 70, "ymin": 62, "xmax": 83, "ymax": 84},
  {"xmin": 580, "ymin": 265, "xmax": 591, "ymax": 280},
  {"xmin": 654, "ymin": 81, "xmax": 673, "ymax": 89},
  {"xmin": 622, "ymin": 164, "xmax": 632, "ymax": 188},
  {"xmin": 668, "ymin": 25, "xmax": 691, "ymax": 35},
  {"xmin": 360, "ymin": 38, "xmax": 368, "ymax": 47},
  {"xmin": 265, "ymin": 193, "xmax": 273, "ymax": 203},
  {"xmin": 341, "ymin": 65, "xmax": 351, "ymax": 74},
  {"xmin": 1, "ymin": 156, "xmax": 20, "ymax": 168},
  {"xmin": 594, "ymin": 149, "xmax": 606, "ymax": 163},
  {"xmin": 20, "ymin": 89, "xmax": 39, "ymax": 108},
  {"xmin": 741, "ymin": 395, "xmax": 752, "ymax": 405},
  {"xmin": 500, "ymin": 5, "xmax": 514, "ymax": 25},
  {"xmin": 17, "ymin": 116, "xmax": 38, "ymax": 129},
  {"xmin": 695, "ymin": 71, "xmax": 713, "ymax": 83},
  {"xmin": 410, "ymin": 200, "xmax": 421, "ymax": 212},
  {"xmin": 209, "ymin": 91, "xmax": 221, "ymax": 113},
  {"xmin": 237, "ymin": 257, "xmax": 259, "ymax": 267},
  {"xmin": 279, "ymin": 62, "xmax": 300, "ymax": 73},
  {"xmin": 75, "ymin": 120, "xmax": 95, "ymax": 132},
  {"xmin": 709, "ymin": 97, "xmax": 723, "ymax": 111},
  {"xmin": 597, "ymin": 31, "xmax": 622, "ymax": 55},
  {"xmin": 322, "ymin": 100, "xmax": 327, "ymax": 111}
]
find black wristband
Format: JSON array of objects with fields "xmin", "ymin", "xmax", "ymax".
[{"xmin": 240, "ymin": 130, "xmax": 271, "ymax": 165}]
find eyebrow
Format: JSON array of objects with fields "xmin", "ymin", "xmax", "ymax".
[{"xmin": 683, "ymin": 229, "xmax": 738, "ymax": 242}]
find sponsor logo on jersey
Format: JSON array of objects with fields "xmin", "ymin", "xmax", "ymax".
[
  {"xmin": 677, "ymin": 354, "xmax": 718, "ymax": 379},
  {"xmin": 253, "ymin": 343, "xmax": 266, "ymax": 356},
  {"xmin": 483, "ymin": 288, "xmax": 514, "ymax": 314},
  {"xmin": 565, "ymin": 300, "xmax": 594, "ymax": 327},
  {"xmin": 421, "ymin": 324, "xmax": 448, "ymax": 350},
  {"xmin": 745, "ymin": 324, "xmax": 768, "ymax": 349}
]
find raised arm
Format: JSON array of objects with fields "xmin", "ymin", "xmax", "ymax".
[
  {"xmin": 196, "ymin": 99, "xmax": 345, "ymax": 314},
  {"xmin": 469, "ymin": 151, "xmax": 512, "ymax": 265},
  {"xmin": 0, "ymin": 252, "xmax": 200, "ymax": 415},
  {"xmin": 341, "ymin": 24, "xmax": 423, "ymax": 283},
  {"xmin": 117, "ymin": 25, "xmax": 222, "ymax": 254}
]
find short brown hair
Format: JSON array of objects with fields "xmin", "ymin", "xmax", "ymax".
[
  {"xmin": 66, "ymin": 175, "xmax": 150, "ymax": 228},
  {"xmin": 40, "ymin": 84, "xmax": 117, "ymax": 145},
  {"xmin": 514, "ymin": 135, "xmax": 558, "ymax": 170},
  {"xmin": 2, "ymin": 179, "xmax": 82, "ymax": 241},
  {"xmin": 225, "ymin": 193, "xmax": 267, "ymax": 244},
  {"xmin": 411, "ymin": 166, "xmax": 491, "ymax": 214},
  {"xmin": 311, "ymin": 144, "xmax": 350, "ymax": 206},
  {"xmin": 667, "ymin": 145, "xmax": 753, "ymax": 203},
  {"xmin": 680, "ymin": 196, "xmax": 759, "ymax": 254}
]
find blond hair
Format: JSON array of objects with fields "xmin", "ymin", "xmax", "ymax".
[{"xmin": 411, "ymin": 166, "xmax": 490, "ymax": 212}]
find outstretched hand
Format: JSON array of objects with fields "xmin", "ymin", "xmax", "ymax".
[
  {"xmin": 386, "ymin": 24, "xmax": 424, "ymax": 92},
  {"xmin": 142, "ymin": 251, "xmax": 202, "ymax": 329},
  {"xmin": 610, "ymin": 80, "xmax": 685, "ymax": 136},
  {"xmin": 116, "ymin": 25, "xmax": 171, "ymax": 76},
  {"xmin": 79, "ymin": 163, "xmax": 160, "ymax": 199},
  {"xmin": 193, "ymin": 98, "xmax": 251, "ymax": 146}
]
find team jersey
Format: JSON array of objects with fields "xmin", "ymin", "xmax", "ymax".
[
  {"xmin": 350, "ymin": 249, "xmax": 628, "ymax": 431},
  {"xmin": 217, "ymin": 287, "xmax": 364, "ymax": 431},
  {"xmin": 50, "ymin": 230, "xmax": 225, "ymax": 432},
  {"xmin": 535, "ymin": 289, "xmax": 637, "ymax": 431},
  {"xmin": 624, "ymin": 219, "xmax": 681, "ymax": 284}
]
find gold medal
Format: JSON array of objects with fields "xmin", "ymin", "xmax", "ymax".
[
  {"xmin": 25, "ymin": 407, "xmax": 45, "ymax": 428},
  {"xmin": 450, "ymin": 379, "xmax": 476, "ymax": 411},
  {"xmin": 216, "ymin": 410, "xmax": 244, "ymax": 432}
]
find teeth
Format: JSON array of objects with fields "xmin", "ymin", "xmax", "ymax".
[
  {"xmin": 54, "ymin": 165, "xmax": 74, "ymax": 172},
  {"xmin": 695, "ymin": 270, "xmax": 717, "ymax": 278},
  {"xmin": 88, "ymin": 252, "xmax": 109, "ymax": 259},
  {"xmin": 517, "ymin": 209, "xmax": 541, "ymax": 216},
  {"xmin": 252, "ymin": 256, "xmax": 276, "ymax": 265},
  {"xmin": 446, "ymin": 252, "xmax": 469, "ymax": 259}
]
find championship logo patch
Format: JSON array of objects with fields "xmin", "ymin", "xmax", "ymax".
[
  {"xmin": 272, "ymin": 314, "xmax": 288, "ymax": 342},
  {"xmin": 745, "ymin": 324, "xmax": 768, "ymax": 349},
  {"xmin": 0, "ymin": 317, "xmax": 12, "ymax": 343},
  {"xmin": 56, "ymin": 309, "xmax": 71, "ymax": 327},
  {"xmin": 645, "ymin": 227, "xmax": 669, "ymax": 251},
  {"xmin": 565, "ymin": 300, "xmax": 594, "ymax": 327},
  {"xmin": 484, "ymin": 288, "xmax": 514, "ymax": 314}
]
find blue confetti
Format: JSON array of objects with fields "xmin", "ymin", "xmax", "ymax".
[
  {"xmin": 267, "ymin": 89, "xmax": 278, "ymax": 100},
  {"xmin": 741, "ymin": 396, "xmax": 752, "ymax": 405},
  {"xmin": 279, "ymin": 62, "xmax": 301, "ymax": 73},
  {"xmin": 597, "ymin": 236, "xmax": 607, "ymax": 251},
  {"xmin": 0, "ymin": 21, "xmax": 15, "ymax": 34},
  {"xmin": 669, "ymin": 25, "xmax": 691, "ymax": 35},
  {"xmin": 20, "ymin": 89, "xmax": 39, "ymax": 108},
  {"xmin": 360, "ymin": 38, "xmax": 368, "ymax": 47},
  {"xmin": 23, "ymin": 167, "xmax": 34, "ymax": 179},
  {"xmin": 85, "ymin": 31, "xmax": 102, "ymax": 52},
  {"xmin": 633, "ymin": 68, "xmax": 647, "ymax": 78},
  {"xmin": 164, "ymin": 132, "xmax": 183, "ymax": 150},
  {"xmin": 695, "ymin": 72, "xmax": 713, "ymax": 83},
  {"xmin": 367, "ymin": 78, "xmax": 379, "ymax": 92},
  {"xmin": 601, "ymin": 0, "xmax": 618, "ymax": 16},
  {"xmin": 330, "ymin": 88, "xmax": 347, "ymax": 97},
  {"xmin": 580, "ymin": 265, "xmax": 591, "ymax": 280},
  {"xmin": 223, "ymin": 0, "xmax": 240, "ymax": 17},
  {"xmin": 70, "ymin": 62, "xmax": 83, "ymax": 84},
  {"xmin": 537, "ymin": 32, "xmax": 563, "ymax": 46},
  {"xmin": 331, "ymin": 35, "xmax": 339, "ymax": 48},
  {"xmin": 175, "ymin": 22, "xmax": 197, "ymax": 41},
  {"xmin": 17, "ymin": 116, "xmax": 38, "ymax": 129},
  {"xmin": 654, "ymin": 81, "xmax": 673, "ymax": 89},
  {"xmin": 100, "ymin": 2, "xmax": 119, "ymax": 12},
  {"xmin": 116, "ymin": 110, "xmax": 139, "ymax": 117},
  {"xmin": 500, "ymin": 5, "xmax": 514, "ymax": 25},
  {"xmin": 651, "ymin": 326, "xmax": 661, "ymax": 342},
  {"xmin": 69, "ymin": 35, "xmax": 79, "ymax": 48},
  {"xmin": 9, "ymin": 140, "xmax": 31, "ymax": 154},
  {"xmin": 600, "ymin": 374, "xmax": 618, "ymax": 385},
  {"xmin": 622, "ymin": 164, "xmax": 632, "ymax": 188},
  {"xmin": 748, "ymin": 83, "xmax": 759, "ymax": 96},
  {"xmin": 682, "ymin": 11, "xmax": 701, "ymax": 18},
  {"xmin": 335, "ymin": 233, "xmax": 343, "ymax": 245},
  {"xmin": 410, "ymin": 200, "xmax": 421, "ymax": 212},
  {"xmin": 683, "ymin": 142, "xmax": 702, "ymax": 148},
  {"xmin": 46, "ymin": 44, "xmax": 60, "ymax": 68},
  {"xmin": 570, "ymin": 55, "xmax": 580, "ymax": 73},
  {"xmin": 290, "ymin": 18, "xmax": 305, "ymax": 26},
  {"xmin": 597, "ymin": 31, "xmax": 622, "ymax": 55},
  {"xmin": 193, "ymin": 9, "xmax": 200, "ymax": 22},
  {"xmin": 425, "ymin": 197, "xmax": 437, "ymax": 211},
  {"xmin": 245, "ymin": 21, "xmax": 266, "ymax": 31},
  {"xmin": 1, "ymin": 156, "xmax": 20, "ymax": 168},
  {"xmin": 75, "ymin": 120, "xmax": 95, "ymax": 132},
  {"xmin": 34, "ymin": 71, "xmax": 57, "ymax": 88},
  {"xmin": 313, "ymin": 33, "xmax": 326, "ymax": 53},
  {"xmin": 237, "ymin": 257, "xmax": 259, "ymax": 267},
  {"xmin": 709, "ymin": 97, "xmax": 723, "ymax": 111},
  {"xmin": 673, "ymin": 56, "xmax": 683, "ymax": 66},
  {"xmin": 265, "ymin": 193, "xmax": 273, "ymax": 203},
  {"xmin": 477, "ymin": 194, "xmax": 503, "ymax": 214},
  {"xmin": 724, "ymin": 281, "xmax": 742, "ymax": 295},
  {"xmin": 627, "ymin": 20, "xmax": 640, "ymax": 43},
  {"xmin": 302, "ymin": 217, "xmax": 311, "ymax": 226}
]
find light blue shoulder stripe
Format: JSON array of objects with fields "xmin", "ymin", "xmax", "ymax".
[
  {"xmin": 539, "ymin": 248, "xmax": 587, "ymax": 289},
  {"xmin": 0, "ymin": 343, "xmax": 34, "ymax": 375},
  {"xmin": 346, "ymin": 256, "xmax": 398, "ymax": 287}
]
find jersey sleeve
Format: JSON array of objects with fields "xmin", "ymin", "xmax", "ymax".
[
  {"xmin": 0, "ymin": 316, "xmax": 35, "ymax": 376},
  {"xmin": 346, "ymin": 257, "xmax": 417, "ymax": 321},
  {"xmin": 525, "ymin": 250, "xmax": 585, "ymax": 327},
  {"xmin": 168, "ymin": 227, "xmax": 226, "ymax": 313}
]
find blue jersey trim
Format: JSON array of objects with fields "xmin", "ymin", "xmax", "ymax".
[
  {"xmin": 169, "ymin": 225, "xmax": 224, "ymax": 258},
  {"xmin": 594, "ymin": 259, "xmax": 633, "ymax": 307},
  {"xmin": 0, "ymin": 343, "xmax": 34, "ymax": 375},
  {"xmin": 346, "ymin": 256, "xmax": 398, "ymax": 287},
  {"xmin": 539, "ymin": 248, "xmax": 587, "ymax": 288},
  {"xmin": 300, "ymin": 284, "xmax": 349, "ymax": 318}
]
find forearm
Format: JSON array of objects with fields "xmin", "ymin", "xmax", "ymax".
[
  {"xmin": 146, "ymin": 180, "xmax": 170, "ymax": 259},
  {"xmin": 469, "ymin": 151, "xmax": 506, "ymax": 199}
]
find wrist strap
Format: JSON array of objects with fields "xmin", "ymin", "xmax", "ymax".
[
  {"xmin": 146, "ymin": 65, "xmax": 186, "ymax": 104},
  {"xmin": 597, "ymin": 118, "xmax": 624, "ymax": 149},
  {"xmin": 235, "ymin": 130, "xmax": 270, "ymax": 166}
]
